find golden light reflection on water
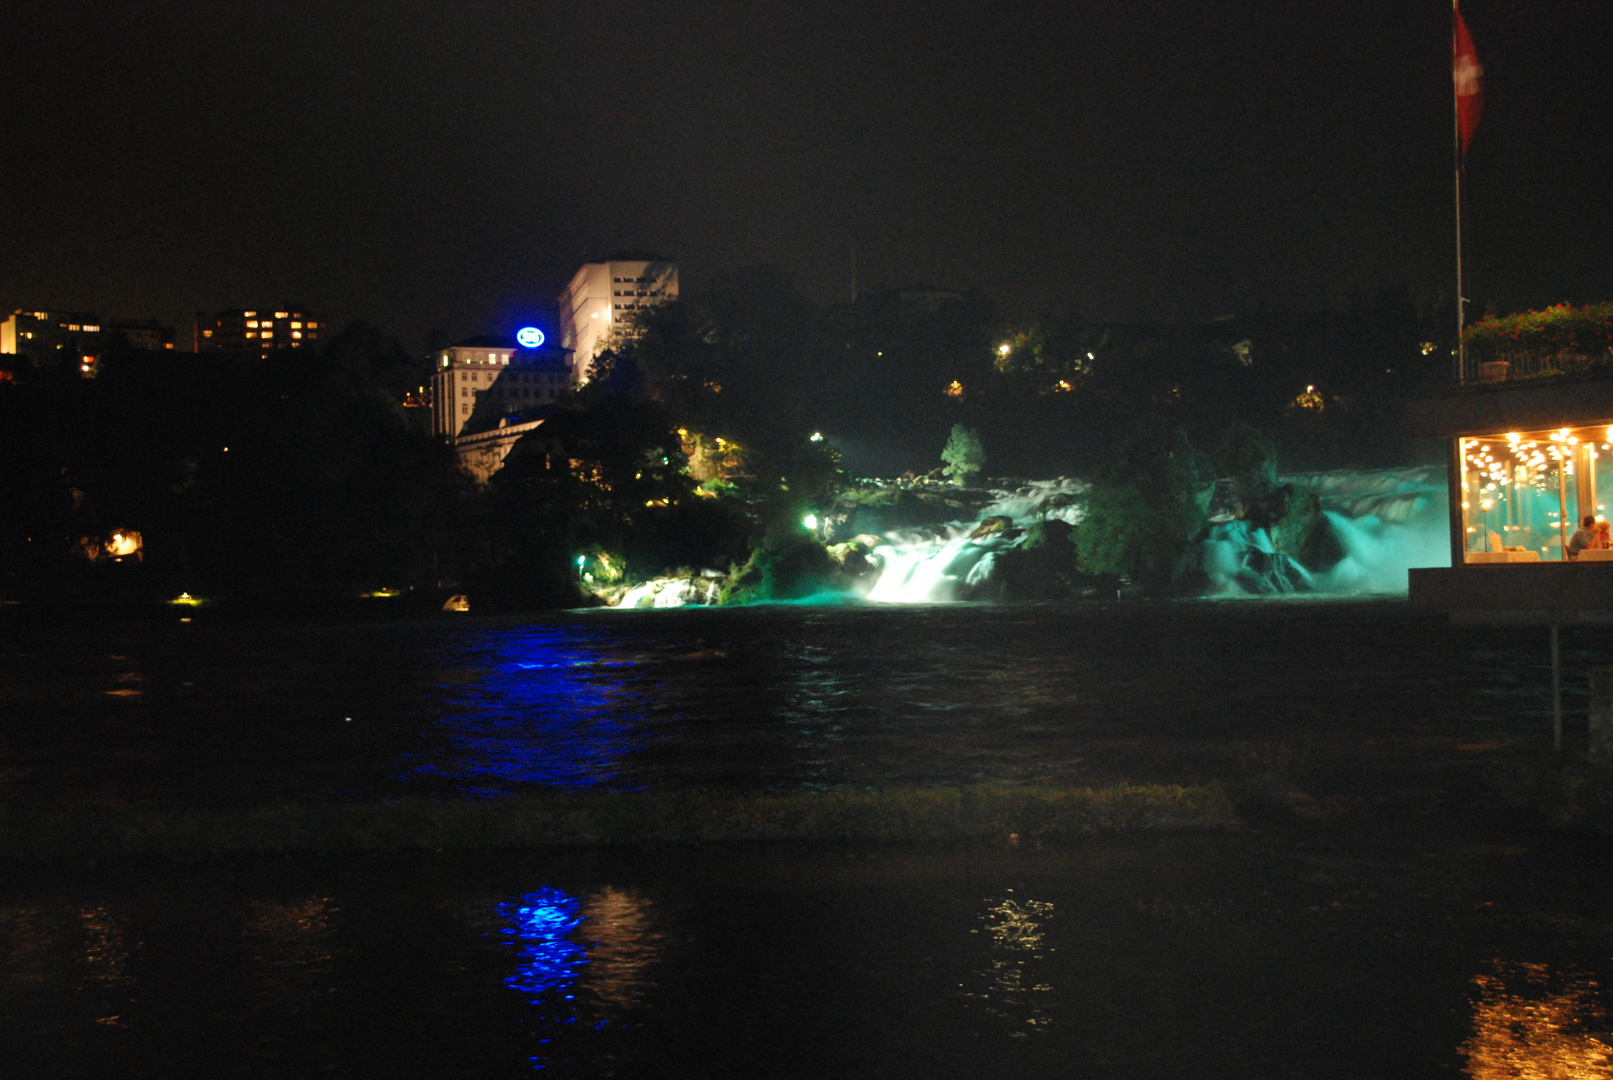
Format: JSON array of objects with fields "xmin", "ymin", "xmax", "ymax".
[
  {"xmin": 77, "ymin": 907, "xmax": 134, "ymax": 992},
  {"xmin": 964, "ymin": 891, "xmax": 1054, "ymax": 1035},
  {"xmin": 0, "ymin": 905, "xmax": 137, "ymax": 1028},
  {"xmin": 577, "ymin": 887, "xmax": 662, "ymax": 1014},
  {"xmin": 105, "ymin": 656, "xmax": 145, "ymax": 697},
  {"xmin": 1462, "ymin": 960, "xmax": 1613, "ymax": 1079},
  {"xmin": 240, "ymin": 896, "xmax": 336, "ymax": 1013}
]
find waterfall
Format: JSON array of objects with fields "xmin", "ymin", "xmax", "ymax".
[
  {"xmin": 1285, "ymin": 465, "xmax": 1450, "ymax": 594},
  {"xmin": 863, "ymin": 466, "xmax": 1449, "ymax": 602},
  {"xmin": 863, "ymin": 479, "xmax": 1087, "ymax": 603},
  {"xmin": 603, "ymin": 467, "xmax": 1452, "ymax": 607},
  {"xmin": 1294, "ymin": 465, "xmax": 1451, "ymax": 592}
]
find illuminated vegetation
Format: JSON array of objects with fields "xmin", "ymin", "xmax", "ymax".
[
  {"xmin": 940, "ymin": 423, "xmax": 987, "ymax": 485},
  {"xmin": 1462, "ymin": 301, "xmax": 1613, "ymax": 370}
]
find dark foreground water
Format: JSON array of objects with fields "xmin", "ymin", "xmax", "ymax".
[
  {"xmin": 0, "ymin": 598, "xmax": 1597, "ymax": 807},
  {"xmin": 5, "ymin": 598, "xmax": 1613, "ymax": 1077},
  {"xmin": 8, "ymin": 835, "xmax": 1613, "ymax": 1078}
]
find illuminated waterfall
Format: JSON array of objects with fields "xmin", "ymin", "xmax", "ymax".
[
  {"xmin": 1276, "ymin": 465, "xmax": 1450, "ymax": 594},
  {"xmin": 605, "ymin": 467, "xmax": 1450, "ymax": 607},
  {"xmin": 864, "ymin": 480, "xmax": 1087, "ymax": 604},
  {"xmin": 864, "ymin": 466, "xmax": 1449, "ymax": 602}
]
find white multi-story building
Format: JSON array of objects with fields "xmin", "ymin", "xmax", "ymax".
[
  {"xmin": 557, "ymin": 258, "xmax": 678, "ymax": 385},
  {"xmin": 427, "ymin": 334, "xmax": 574, "ymax": 440},
  {"xmin": 1, "ymin": 310, "xmax": 105, "ymax": 370}
]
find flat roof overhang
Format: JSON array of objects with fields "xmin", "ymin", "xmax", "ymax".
[
  {"xmin": 1407, "ymin": 377, "xmax": 1613, "ymax": 438},
  {"xmin": 1410, "ymin": 564, "xmax": 1613, "ymax": 623}
]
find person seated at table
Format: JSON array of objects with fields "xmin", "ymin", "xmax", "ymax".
[
  {"xmin": 1598, "ymin": 520, "xmax": 1611, "ymax": 549},
  {"xmin": 1568, "ymin": 515, "xmax": 1598, "ymax": 559}
]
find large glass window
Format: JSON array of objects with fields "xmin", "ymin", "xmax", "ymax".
[{"xmin": 1460, "ymin": 424, "xmax": 1613, "ymax": 561}]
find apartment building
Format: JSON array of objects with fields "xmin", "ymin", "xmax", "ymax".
[
  {"xmin": 427, "ymin": 334, "xmax": 574, "ymax": 440},
  {"xmin": 557, "ymin": 258, "xmax": 678, "ymax": 384},
  {"xmin": 195, "ymin": 306, "xmax": 325, "ymax": 355}
]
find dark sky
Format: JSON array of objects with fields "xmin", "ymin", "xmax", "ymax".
[{"xmin": 2, "ymin": 0, "xmax": 1609, "ymax": 350}]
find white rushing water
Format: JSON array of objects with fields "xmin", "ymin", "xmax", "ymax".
[
  {"xmin": 1280, "ymin": 465, "xmax": 1450, "ymax": 594},
  {"xmin": 608, "ymin": 467, "xmax": 1451, "ymax": 607},
  {"xmin": 864, "ymin": 479, "xmax": 1087, "ymax": 603},
  {"xmin": 865, "ymin": 466, "xmax": 1449, "ymax": 602}
]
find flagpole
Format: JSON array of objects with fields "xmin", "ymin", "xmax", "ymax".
[{"xmin": 1453, "ymin": 0, "xmax": 1466, "ymax": 384}]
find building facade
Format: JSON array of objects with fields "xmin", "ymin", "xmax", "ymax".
[
  {"xmin": 110, "ymin": 319, "xmax": 176, "ymax": 352},
  {"xmin": 427, "ymin": 334, "xmax": 574, "ymax": 440},
  {"xmin": 557, "ymin": 258, "xmax": 678, "ymax": 384},
  {"xmin": 195, "ymin": 307, "xmax": 325, "ymax": 355},
  {"xmin": 1, "ymin": 310, "xmax": 105, "ymax": 370},
  {"xmin": 1, "ymin": 310, "xmax": 179, "ymax": 375}
]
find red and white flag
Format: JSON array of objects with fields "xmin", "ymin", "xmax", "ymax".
[{"xmin": 1454, "ymin": 9, "xmax": 1483, "ymax": 153}]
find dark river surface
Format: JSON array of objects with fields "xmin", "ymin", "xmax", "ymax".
[{"xmin": 5, "ymin": 598, "xmax": 1613, "ymax": 1077}]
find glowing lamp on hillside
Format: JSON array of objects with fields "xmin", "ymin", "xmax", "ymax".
[
  {"xmin": 106, "ymin": 530, "xmax": 142, "ymax": 558},
  {"xmin": 516, "ymin": 326, "xmax": 545, "ymax": 348},
  {"xmin": 802, "ymin": 513, "xmax": 819, "ymax": 531}
]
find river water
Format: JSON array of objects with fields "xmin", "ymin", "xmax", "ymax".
[
  {"xmin": 5, "ymin": 599, "xmax": 1613, "ymax": 1076},
  {"xmin": 0, "ymin": 599, "xmax": 1578, "ymax": 806}
]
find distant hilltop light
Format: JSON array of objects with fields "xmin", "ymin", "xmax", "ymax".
[{"xmin": 516, "ymin": 326, "xmax": 545, "ymax": 348}]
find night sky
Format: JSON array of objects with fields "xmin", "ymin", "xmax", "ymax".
[{"xmin": 3, "ymin": 0, "xmax": 1609, "ymax": 350}]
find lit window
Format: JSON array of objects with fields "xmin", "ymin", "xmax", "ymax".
[
  {"xmin": 202, "ymin": 330, "xmax": 213, "ymax": 338},
  {"xmin": 307, "ymin": 332, "xmax": 317, "ymax": 339},
  {"xmin": 244, "ymin": 311, "xmax": 256, "ymax": 317},
  {"xmin": 67, "ymin": 324, "xmax": 80, "ymax": 331},
  {"xmin": 84, "ymin": 325, "xmax": 99, "ymax": 332},
  {"xmin": 274, "ymin": 311, "xmax": 288, "ymax": 319},
  {"xmin": 246, "ymin": 320, "xmax": 259, "ymax": 328},
  {"xmin": 261, "ymin": 330, "xmax": 273, "ymax": 338},
  {"xmin": 290, "ymin": 322, "xmax": 301, "ymax": 329},
  {"xmin": 292, "ymin": 331, "xmax": 302, "ymax": 339},
  {"xmin": 246, "ymin": 331, "xmax": 257, "ymax": 339}
]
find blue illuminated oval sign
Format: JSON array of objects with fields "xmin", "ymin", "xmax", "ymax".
[{"xmin": 516, "ymin": 326, "xmax": 545, "ymax": 348}]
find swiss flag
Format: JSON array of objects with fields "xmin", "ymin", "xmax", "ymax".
[{"xmin": 1454, "ymin": 10, "xmax": 1483, "ymax": 153}]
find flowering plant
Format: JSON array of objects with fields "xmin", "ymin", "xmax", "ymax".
[{"xmin": 1462, "ymin": 302, "xmax": 1613, "ymax": 367}]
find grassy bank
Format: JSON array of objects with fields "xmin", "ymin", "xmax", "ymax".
[
  {"xmin": 0, "ymin": 784, "xmax": 1237, "ymax": 863},
  {"xmin": 1485, "ymin": 759, "xmax": 1613, "ymax": 835}
]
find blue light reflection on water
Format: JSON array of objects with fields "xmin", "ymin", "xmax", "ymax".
[
  {"xmin": 491, "ymin": 887, "xmax": 594, "ymax": 1070},
  {"xmin": 495, "ymin": 888, "xmax": 589, "ymax": 1002},
  {"xmin": 404, "ymin": 625, "xmax": 650, "ymax": 794}
]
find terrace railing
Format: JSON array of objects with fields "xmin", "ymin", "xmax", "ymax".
[{"xmin": 1462, "ymin": 350, "xmax": 1613, "ymax": 386}]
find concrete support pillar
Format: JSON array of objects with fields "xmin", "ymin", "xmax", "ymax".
[
  {"xmin": 1552, "ymin": 624, "xmax": 1564, "ymax": 753},
  {"xmin": 1591, "ymin": 666, "xmax": 1613, "ymax": 762}
]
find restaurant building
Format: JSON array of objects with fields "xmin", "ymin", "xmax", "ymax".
[
  {"xmin": 1409, "ymin": 373, "xmax": 1613, "ymax": 610},
  {"xmin": 1408, "ymin": 363, "xmax": 1613, "ymax": 746}
]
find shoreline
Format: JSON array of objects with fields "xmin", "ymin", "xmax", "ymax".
[{"xmin": 0, "ymin": 783, "xmax": 1237, "ymax": 863}]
